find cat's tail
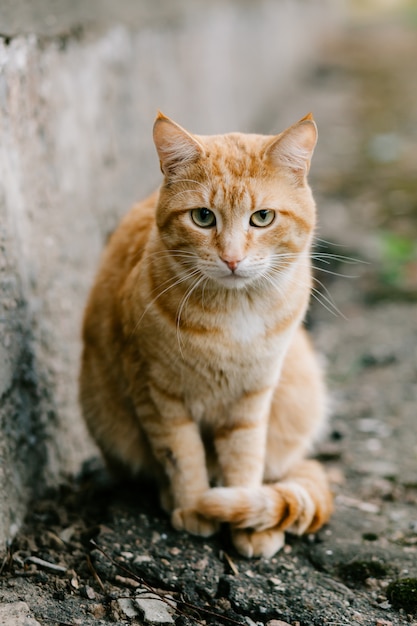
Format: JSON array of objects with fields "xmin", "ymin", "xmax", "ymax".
[{"xmin": 198, "ymin": 459, "xmax": 333, "ymax": 535}]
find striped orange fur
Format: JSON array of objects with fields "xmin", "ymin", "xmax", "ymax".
[{"xmin": 80, "ymin": 112, "xmax": 333, "ymax": 558}]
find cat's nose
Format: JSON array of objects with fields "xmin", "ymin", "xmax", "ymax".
[{"xmin": 221, "ymin": 256, "xmax": 242, "ymax": 272}]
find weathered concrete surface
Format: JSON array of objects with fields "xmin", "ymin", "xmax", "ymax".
[{"xmin": 0, "ymin": 1, "xmax": 340, "ymax": 546}]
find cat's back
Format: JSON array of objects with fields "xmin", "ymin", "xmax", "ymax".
[
  {"xmin": 100, "ymin": 190, "xmax": 158, "ymax": 281},
  {"xmin": 82, "ymin": 190, "xmax": 158, "ymax": 345}
]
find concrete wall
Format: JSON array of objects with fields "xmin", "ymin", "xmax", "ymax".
[{"xmin": 0, "ymin": 0, "xmax": 341, "ymax": 546}]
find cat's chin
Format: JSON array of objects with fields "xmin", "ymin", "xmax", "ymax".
[{"xmin": 214, "ymin": 274, "xmax": 253, "ymax": 290}]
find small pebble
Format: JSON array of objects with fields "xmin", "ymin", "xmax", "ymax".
[
  {"xmin": 0, "ymin": 602, "xmax": 41, "ymax": 626},
  {"xmin": 88, "ymin": 603, "xmax": 106, "ymax": 619},
  {"xmin": 134, "ymin": 554, "xmax": 152, "ymax": 564},
  {"xmin": 81, "ymin": 585, "xmax": 96, "ymax": 600},
  {"xmin": 118, "ymin": 598, "xmax": 139, "ymax": 619},
  {"xmin": 115, "ymin": 574, "xmax": 140, "ymax": 588},
  {"xmin": 135, "ymin": 596, "xmax": 175, "ymax": 625},
  {"xmin": 70, "ymin": 576, "xmax": 79, "ymax": 590},
  {"xmin": 121, "ymin": 551, "xmax": 134, "ymax": 560}
]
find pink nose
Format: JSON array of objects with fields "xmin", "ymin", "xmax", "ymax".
[{"xmin": 221, "ymin": 257, "xmax": 241, "ymax": 272}]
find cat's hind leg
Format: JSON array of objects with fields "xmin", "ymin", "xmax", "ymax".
[
  {"xmin": 198, "ymin": 458, "xmax": 333, "ymax": 557},
  {"xmin": 228, "ymin": 462, "xmax": 332, "ymax": 557}
]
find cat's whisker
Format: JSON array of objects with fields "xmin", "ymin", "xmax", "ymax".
[
  {"xmin": 175, "ymin": 274, "xmax": 206, "ymax": 357},
  {"xmin": 311, "ymin": 252, "xmax": 364, "ymax": 265},
  {"xmin": 147, "ymin": 249, "xmax": 198, "ymax": 261},
  {"xmin": 315, "ymin": 236, "xmax": 351, "ymax": 248},
  {"xmin": 169, "ymin": 189, "xmax": 204, "ymax": 202},
  {"xmin": 272, "ymin": 257, "xmax": 359, "ymax": 280},
  {"xmin": 200, "ymin": 277, "xmax": 210, "ymax": 312},
  {"xmin": 169, "ymin": 178, "xmax": 211, "ymax": 194},
  {"xmin": 142, "ymin": 252, "xmax": 202, "ymax": 294},
  {"xmin": 287, "ymin": 259, "xmax": 359, "ymax": 280},
  {"xmin": 259, "ymin": 270, "xmax": 291, "ymax": 310},
  {"xmin": 266, "ymin": 263, "xmax": 345, "ymax": 319},
  {"xmin": 312, "ymin": 265, "xmax": 359, "ymax": 279},
  {"xmin": 131, "ymin": 268, "xmax": 202, "ymax": 337},
  {"xmin": 269, "ymin": 251, "xmax": 363, "ymax": 266},
  {"xmin": 294, "ymin": 275, "xmax": 345, "ymax": 319},
  {"xmin": 310, "ymin": 286, "xmax": 346, "ymax": 319},
  {"xmin": 147, "ymin": 250, "xmax": 204, "ymax": 276},
  {"xmin": 147, "ymin": 266, "xmax": 197, "ymax": 299},
  {"xmin": 268, "ymin": 251, "xmax": 361, "ymax": 280},
  {"xmin": 311, "ymin": 276, "xmax": 347, "ymax": 319},
  {"xmin": 127, "ymin": 248, "xmax": 198, "ymax": 269}
]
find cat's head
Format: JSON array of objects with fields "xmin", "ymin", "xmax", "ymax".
[{"xmin": 153, "ymin": 113, "xmax": 317, "ymax": 291}]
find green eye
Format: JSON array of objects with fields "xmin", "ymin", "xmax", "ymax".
[
  {"xmin": 191, "ymin": 208, "xmax": 216, "ymax": 228},
  {"xmin": 250, "ymin": 209, "xmax": 275, "ymax": 228}
]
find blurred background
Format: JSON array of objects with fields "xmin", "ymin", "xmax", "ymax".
[
  {"xmin": 306, "ymin": 0, "xmax": 417, "ymax": 306},
  {"xmin": 0, "ymin": 0, "xmax": 416, "ymax": 545}
]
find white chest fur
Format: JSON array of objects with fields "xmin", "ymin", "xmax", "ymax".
[{"xmin": 226, "ymin": 300, "xmax": 266, "ymax": 344}]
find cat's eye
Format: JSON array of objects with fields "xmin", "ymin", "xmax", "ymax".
[
  {"xmin": 190, "ymin": 208, "xmax": 216, "ymax": 228},
  {"xmin": 250, "ymin": 209, "xmax": 275, "ymax": 228}
]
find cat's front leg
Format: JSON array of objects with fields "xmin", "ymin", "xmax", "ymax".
[
  {"xmin": 209, "ymin": 388, "xmax": 279, "ymax": 556},
  {"xmin": 141, "ymin": 392, "xmax": 218, "ymax": 537},
  {"xmin": 214, "ymin": 387, "xmax": 273, "ymax": 487}
]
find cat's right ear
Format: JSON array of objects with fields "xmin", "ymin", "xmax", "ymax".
[
  {"xmin": 153, "ymin": 113, "xmax": 204, "ymax": 176},
  {"xmin": 264, "ymin": 114, "xmax": 318, "ymax": 179}
]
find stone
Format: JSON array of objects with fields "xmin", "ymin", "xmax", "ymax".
[
  {"xmin": 135, "ymin": 596, "xmax": 175, "ymax": 625},
  {"xmin": 117, "ymin": 598, "xmax": 139, "ymax": 619},
  {"xmin": 0, "ymin": 602, "xmax": 42, "ymax": 626}
]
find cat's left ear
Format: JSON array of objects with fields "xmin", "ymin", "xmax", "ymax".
[
  {"xmin": 264, "ymin": 113, "xmax": 318, "ymax": 178},
  {"xmin": 153, "ymin": 112, "xmax": 204, "ymax": 176}
]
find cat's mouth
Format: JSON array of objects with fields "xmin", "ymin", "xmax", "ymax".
[
  {"xmin": 215, "ymin": 270, "xmax": 254, "ymax": 289},
  {"xmin": 198, "ymin": 259, "xmax": 264, "ymax": 289}
]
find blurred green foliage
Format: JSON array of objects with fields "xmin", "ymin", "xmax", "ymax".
[{"xmin": 378, "ymin": 231, "xmax": 417, "ymax": 288}]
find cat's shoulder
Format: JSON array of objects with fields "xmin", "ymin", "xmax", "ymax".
[
  {"xmin": 98, "ymin": 189, "xmax": 159, "ymax": 278},
  {"xmin": 117, "ymin": 189, "xmax": 159, "ymax": 235}
]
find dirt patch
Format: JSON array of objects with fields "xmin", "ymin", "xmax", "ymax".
[{"xmin": 0, "ymin": 460, "xmax": 416, "ymax": 626}]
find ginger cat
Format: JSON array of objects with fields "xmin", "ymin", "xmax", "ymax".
[{"xmin": 80, "ymin": 112, "xmax": 333, "ymax": 558}]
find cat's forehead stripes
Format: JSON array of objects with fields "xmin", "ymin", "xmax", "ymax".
[
  {"xmin": 202, "ymin": 133, "xmax": 266, "ymax": 179},
  {"xmin": 208, "ymin": 181, "xmax": 257, "ymax": 221},
  {"xmin": 196, "ymin": 134, "xmax": 267, "ymax": 215}
]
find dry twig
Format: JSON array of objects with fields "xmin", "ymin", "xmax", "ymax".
[{"xmin": 90, "ymin": 539, "xmax": 244, "ymax": 626}]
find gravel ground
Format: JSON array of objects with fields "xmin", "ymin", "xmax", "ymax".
[{"xmin": 1, "ymin": 12, "xmax": 417, "ymax": 626}]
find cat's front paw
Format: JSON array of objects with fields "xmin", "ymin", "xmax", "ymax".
[
  {"xmin": 171, "ymin": 508, "xmax": 219, "ymax": 537},
  {"xmin": 231, "ymin": 527, "xmax": 285, "ymax": 559}
]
